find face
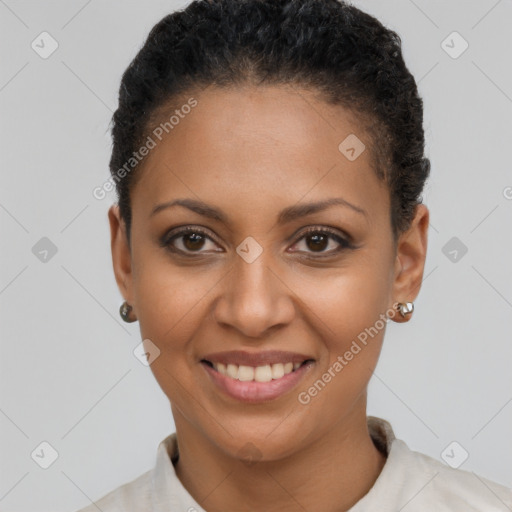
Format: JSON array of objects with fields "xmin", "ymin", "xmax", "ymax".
[{"xmin": 110, "ymin": 85, "xmax": 428, "ymax": 461}]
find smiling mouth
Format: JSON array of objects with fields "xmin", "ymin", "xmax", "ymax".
[{"xmin": 200, "ymin": 359, "xmax": 314, "ymax": 383}]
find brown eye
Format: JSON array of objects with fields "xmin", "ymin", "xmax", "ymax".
[
  {"xmin": 290, "ymin": 227, "xmax": 352, "ymax": 257},
  {"xmin": 182, "ymin": 232, "xmax": 206, "ymax": 251},
  {"xmin": 305, "ymin": 233, "xmax": 329, "ymax": 252},
  {"xmin": 162, "ymin": 227, "xmax": 222, "ymax": 255}
]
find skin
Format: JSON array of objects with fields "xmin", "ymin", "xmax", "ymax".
[{"xmin": 109, "ymin": 84, "xmax": 429, "ymax": 512}]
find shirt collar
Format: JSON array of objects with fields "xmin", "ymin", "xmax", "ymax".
[
  {"xmin": 367, "ymin": 415, "xmax": 396, "ymax": 456},
  {"xmin": 150, "ymin": 415, "xmax": 397, "ymax": 512}
]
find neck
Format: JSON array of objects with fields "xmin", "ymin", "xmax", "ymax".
[{"xmin": 172, "ymin": 402, "xmax": 387, "ymax": 512}]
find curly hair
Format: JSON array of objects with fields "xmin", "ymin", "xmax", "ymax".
[{"xmin": 109, "ymin": 0, "xmax": 430, "ymax": 247}]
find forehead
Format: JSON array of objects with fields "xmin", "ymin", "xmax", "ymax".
[{"xmin": 131, "ymin": 85, "xmax": 389, "ymax": 225}]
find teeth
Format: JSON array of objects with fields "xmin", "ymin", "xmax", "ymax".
[
  {"xmin": 212, "ymin": 361, "xmax": 304, "ymax": 382},
  {"xmin": 254, "ymin": 365, "xmax": 272, "ymax": 382},
  {"xmin": 238, "ymin": 365, "xmax": 254, "ymax": 381},
  {"xmin": 271, "ymin": 363, "xmax": 285, "ymax": 379},
  {"xmin": 226, "ymin": 364, "xmax": 239, "ymax": 379}
]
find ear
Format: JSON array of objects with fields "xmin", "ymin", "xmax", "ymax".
[
  {"xmin": 390, "ymin": 204, "xmax": 429, "ymax": 323},
  {"xmin": 108, "ymin": 204, "xmax": 135, "ymax": 309}
]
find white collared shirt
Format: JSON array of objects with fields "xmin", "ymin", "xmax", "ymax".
[{"xmin": 74, "ymin": 416, "xmax": 512, "ymax": 511}]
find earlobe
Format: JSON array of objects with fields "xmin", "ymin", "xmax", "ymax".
[
  {"xmin": 108, "ymin": 204, "xmax": 134, "ymax": 304},
  {"xmin": 390, "ymin": 204, "xmax": 429, "ymax": 323}
]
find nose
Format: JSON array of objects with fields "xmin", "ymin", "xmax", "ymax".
[{"xmin": 212, "ymin": 252, "xmax": 295, "ymax": 339}]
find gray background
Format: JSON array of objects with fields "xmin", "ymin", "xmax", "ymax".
[{"xmin": 1, "ymin": 0, "xmax": 511, "ymax": 510}]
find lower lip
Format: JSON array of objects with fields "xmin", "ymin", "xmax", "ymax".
[{"xmin": 201, "ymin": 362, "xmax": 314, "ymax": 403}]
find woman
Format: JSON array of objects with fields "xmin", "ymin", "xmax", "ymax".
[{"xmin": 77, "ymin": 0, "xmax": 512, "ymax": 510}]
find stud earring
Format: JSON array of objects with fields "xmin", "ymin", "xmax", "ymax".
[
  {"xmin": 119, "ymin": 301, "xmax": 137, "ymax": 323},
  {"xmin": 396, "ymin": 301, "xmax": 414, "ymax": 318}
]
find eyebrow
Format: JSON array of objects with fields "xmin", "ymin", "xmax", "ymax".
[{"xmin": 150, "ymin": 197, "xmax": 368, "ymax": 224}]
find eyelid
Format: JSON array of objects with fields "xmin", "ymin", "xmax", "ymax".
[
  {"xmin": 293, "ymin": 225, "xmax": 352, "ymax": 244},
  {"xmin": 161, "ymin": 225, "xmax": 222, "ymax": 250}
]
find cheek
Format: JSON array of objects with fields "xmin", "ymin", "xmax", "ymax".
[
  {"xmin": 131, "ymin": 247, "xmax": 236, "ymax": 408},
  {"xmin": 135, "ymin": 271, "xmax": 215, "ymax": 357},
  {"xmin": 292, "ymin": 272, "xmax": 389, "ymax": 426},
  {"xmin": 288, "ymin": 248, "xmax": 393, "ymax": 346},
  {"xmin": 132, "ymin": 237, "xmax": 221, "ymax": 338},
  {"xmin": 135, "ymin": 277, "xmax": 208, "ymax": 407},
  {"xmin": 289, "ymin": 253, "xmax": 392, "ymax": 409}
]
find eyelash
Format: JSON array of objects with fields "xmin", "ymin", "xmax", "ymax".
[{"xmin": 161, "ymin": 225, "xmax": 354, "ymax": 258}]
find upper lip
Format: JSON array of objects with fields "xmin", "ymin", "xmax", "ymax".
[{"xmin": 201, "ymin": 350, "xmax": 315, "ymax": 367}]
